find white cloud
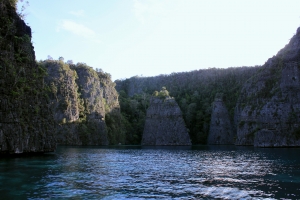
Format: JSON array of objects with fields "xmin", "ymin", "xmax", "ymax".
[
  {"xmin": 61, "ymin": 20, "xmax": 95, "ymax": 37},
  {"xmin": 69, "ymin": 10, "xmax": 85, "ymax": 17},
  {"xmin": 58, "ymin": 20, "xmax": 101, "ymax": 43}
]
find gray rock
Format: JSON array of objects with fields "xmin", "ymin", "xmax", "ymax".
[
  {"xmin": 142, "ymin": 97, "xmax": 191, "ymax": 145},
  {"xmin": 254, "ymin": 129, "xmax": 283, "ymax": 147},
  {"xmin": 0, "ymin": 1, "xmax": 56, "ymax": 154},
  {"xmin": 43, "ymin": 63, "xmax": 120, "ymax": 145},
  {"xmin": 208, "ymin": 95, "xmax": 234, "ymax": 144},
  {"xmin": 44, "ymin": 62, "xmax": 80, "ymax": 123},
  {"xmin": 235, "ymin": 26, "xmax": 300, "ymax": 147},
  {"xmin": 277, "ymin": 27, "xmax": 300, "ymax": 62}
]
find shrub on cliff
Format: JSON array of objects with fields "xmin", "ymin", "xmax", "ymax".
[
  {"xmin": 8, "ymin": 0, "xmax": 18, "ymax": 7},
  {"xmin": 153, "ymin": 87, "xmax": 170, "ymax": 99},
  {"xmin": 117, "ymin": 67, "xmax": 260, "ymax": 144}
]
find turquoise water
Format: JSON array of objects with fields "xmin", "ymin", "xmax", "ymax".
[{"xmin": 1, "ymin": 145, "xmax": 300, "ymax": 199}]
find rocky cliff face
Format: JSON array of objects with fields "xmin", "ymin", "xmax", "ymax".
[
  {"xmin": 0, "ymin": 1, "xmax": 56, "ymax": 154},
  {"xmin": 116, "ymin": 66, "xmax": 259, "ymax": 145},
  {"xmin": 44, "ymin": 61, "xmax": 80, "ymax": 123},
  {"xmin": 43, "ymin": 61, "xmax": 120, "ymax": 145},
  {"xmin": 208, "ymin": 94, "xmax": 234, "ymax": 144},
  {"xmin": 142, "ymin": 97, "xmax": 191, "ymax": 145},
  {"xmin": 235, "ymin": 27, "xmax": 300, "ymax": 147}
]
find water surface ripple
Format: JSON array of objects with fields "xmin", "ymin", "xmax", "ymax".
[{"xmin": 1, "ymin": 145, "xmax": 300, "ymax": 199}]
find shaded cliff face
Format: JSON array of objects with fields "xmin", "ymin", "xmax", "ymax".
[
  {"xmin": 277, "ymin": 27, "xmax": 300, "ymax": 62},
  {"xmin": 43, "ymin": 61, "xmax": 120, "ymax": 145},
  {"xmin": 116, "ymin": 67, "xmax": 259, "ymax": 145},
  {"xmin": 0, "ymin": 1, "xmax": 56, "ymax": 154},
  {"xmin": 208, "ymin": 95, "xmax": 234, "ymax": 144},
  {"xmin": 142, "ymin": 97, "xmax": 191, "ymax": 145},
  {"xmin": 97, "ymin": 72, "xmax": 124, "ymax": 144},
  {"xmin": 235, "ymin": 27, "xmax": 300, "ymax": 147}
]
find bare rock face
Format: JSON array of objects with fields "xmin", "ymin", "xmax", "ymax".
[
  {"xmin": 208, "ymin": 94, "xmax": 234, "ymax": 144},
  {"xmin": 235, "ymin": 62, "xmax": 300, "ymax": 147},
  {"xmin": 73, "ymin": 65, "xmax": 108, "ymax": 145},
  {"xmin": 43, "ymin": 62, "xmax": 120, "ymax": 145},
  {"xmin": 235, "ymin": 26, "xmax": 300, "ymax": 147},
  {"xmin": 44, "ymin": 62, "xmax": 80, "ymax": 123},
  {"xmin": 277, "ymin": 27, "xmax": 300, "ymax": 62},
  {"xmin": 0, "ymin": 1, "xmax": 56, "ymax": 154},
  {"xmin": 142, "ymin": 97, "xmax": 191, "ymax": 145}
]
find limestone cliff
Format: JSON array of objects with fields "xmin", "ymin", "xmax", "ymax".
[
  {"xmin": 235, "ymin": 27, "xmax": 300, "ymax": 147},
  {"xmin": 0, "ymin": 1, "xmax": 56, "ymax": 154},
  {"xmin": 43, "ymin": 61, "xmax": 80, "ymax": 123},
  {"xmin": 208, "ymin": 94, "xmax": 234, "ymax": 144},
  {"xmin": 116, "ymin": 67, "xmax": 259, "ymax": 145},
  {"xmin": 142, "ymin": 97, "xmax": 191, "ymax": 145},
  {"xmin": 43, "ymin": 61, "xmax": 120, "ymax": 145}
]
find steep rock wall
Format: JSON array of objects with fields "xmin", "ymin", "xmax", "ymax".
[
  {"xmin": 44, "ymin": 61, "xmax": 80, "ymax": 123},
  {"xmin": 235, "ymin": 27, "xmax": 300, "ymax": 147},
  {"xmin": 0, "ymin": 1, "xmax": 56, "ymax": 154},
  {"xmin": 73, "ymin": 65, "xmax": 108, "ymax": 145},
  {"xmin": 142, "ymin": 97, "xmax": 191, "ymax": 145},
  {"xmin": 208, "ymin": 94, "xmax": 234, "ymax": 144},
  {"xmin": 43, "ymin": 62, "xmax": 120, "ymax": 145},
  {"xmin": 97, "ymin": 72, "xmax": 123, "ymax": 144},
  {"xmin": 116, "ymin": 66, "xmax": 259, "ymax": 145}
]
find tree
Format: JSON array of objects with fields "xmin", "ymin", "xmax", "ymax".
[
  {"xmin": 9, "ymin": 0, "xmax": 18, "ymax": 8},
  {"xmin": 18, "ymin": 0, "xmax": 29, "ymax": 19},
  {"xmin": 58, "ymin": 56, "xmax": 64, "ymax": 62},
  {"xmin": 67, "ymin": 60, "xmax": 73, "ymax": 65},
  {"xmin": 158, "ymin": 87, "xmax": 169, "ymax": 98},
  {"xmin": 96, "ymin": 68, "xmax": 104, "ymax": 73},
  {"xmin": 8, "ymin": 0, "xmax": 29, "ymax": 19}
]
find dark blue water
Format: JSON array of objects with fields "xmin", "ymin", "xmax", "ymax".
[{"xmin": 1, "ymin": 146, "xmax": 300, "ymax": 199}]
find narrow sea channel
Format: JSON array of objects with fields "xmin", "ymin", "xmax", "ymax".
[{"xmin": 0, "ymin": 145, "xmax": 300, "ymax": 199}]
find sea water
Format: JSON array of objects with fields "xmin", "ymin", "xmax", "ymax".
[{"xmin": 0, "ymin": 145, "xmax": 300, "ymax": 199}]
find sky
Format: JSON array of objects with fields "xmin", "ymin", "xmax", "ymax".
[{"xmin": 19, "ymin": 0, "xmax": 300, "ymax": 81}]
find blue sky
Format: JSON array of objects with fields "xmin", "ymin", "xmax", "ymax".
[{"xmin": 20, "ymin": 0, "xmax": 300, "ymax": 81}]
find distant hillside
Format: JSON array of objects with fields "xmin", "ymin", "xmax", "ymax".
[
  {"xmin": 3, "ymin": 0, "xmax": 300, "ymax": 149},
  {"xmin": 116, "ymin": 66, "xmax": 260, "ymax": 144},
  {"xmin": 116, "ymin": 26, "xmax": 300, "ymax": 147}
]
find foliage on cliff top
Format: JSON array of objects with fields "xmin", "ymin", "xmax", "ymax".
[
  {"xmin": 0, "ymin": 0, "xmax": 48, "ymax": 100},
  {"xmin": 153, "ymin": 87, "xmax": 170, "ymax": 99},
  {"xmin": 0, "ymin": 0, "xmax": 56, "ymax": 153},
  {"xmin": 40, "ymin": 58, "xmax": 122, "ymax": 145},
  {"xmin": 116, "ymin": 66, "xmax": 261, "ymax": 144},
  {"xmin": 8, "ymin": 0, "xmax": 18, "ymax": 7}
]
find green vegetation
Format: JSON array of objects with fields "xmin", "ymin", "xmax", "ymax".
[
  {"xmin": 8, "ymin": 0, "xmax": 29, "ymax": 20},
  {"xmin": 40, "ymin": 58, "xmax": 125, "ymax": 145},
  {"xmin": 105, "ymin": 111, "xmax": 126, "ymax": 145},
  {"xmin": 116, "ymin": 66, "xmax": 261, "ymax": 144},
  {"xmin": 118, "ymin": 91, "xmax": 150, "ymax": 144},
  {"xmin": 8, "ymin": 0, "xmax": 18, "ymax": 7},
  {"xmin": 0, "ymin": 2, "xmax": 47, "ymax": 101},
  {"xmin": 292, "ymin": 127, "xmax": 300, "ymax": 139},
  {"xmin": 153, "ymin": 87, "xmax": 170, "ymax": 99},
  {"xmin": 0, "ymin": 0, "xmax": 56, "ymax": 147}
]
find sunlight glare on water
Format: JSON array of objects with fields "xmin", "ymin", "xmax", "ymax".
[{"xmin": 0, "ymin": 145, "xmax": 300, "ymax": 199}]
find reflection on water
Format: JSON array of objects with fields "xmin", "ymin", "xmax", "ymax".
[{"xmin": 1, "ymin": 145, "xmax": 300, "ymax": 199}]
